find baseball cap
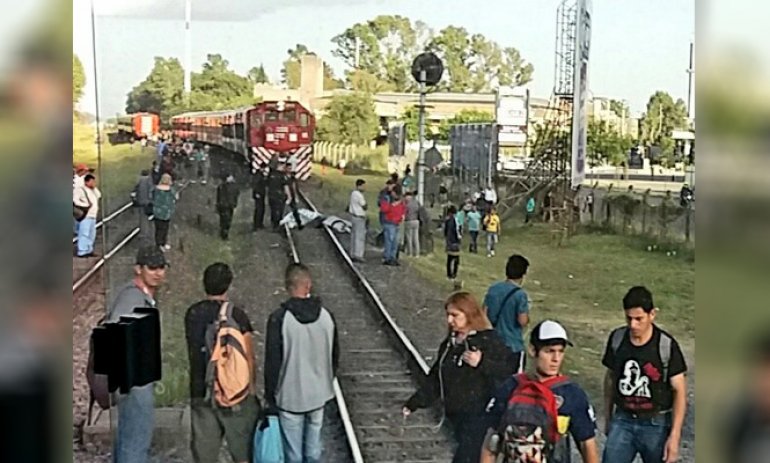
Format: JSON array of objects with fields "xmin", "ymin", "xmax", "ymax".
[
  {"xmin": 136, "ymin": 246, "xmax": 168, "ymax": 268},
  {"xmin": 76, "ymin": 163, "xmax": 89, "ymax": 172},
  {"xmin": 530, "ymin": 320, "xmax": 573, "ymax": 347}
]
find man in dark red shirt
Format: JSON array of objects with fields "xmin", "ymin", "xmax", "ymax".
[{"xmin": 379, "ymin": 189, "xmax": 406, "ymax": 266}]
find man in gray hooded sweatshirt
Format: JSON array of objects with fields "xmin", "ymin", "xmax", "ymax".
[{"xmin": 264, "ymin": 263, "xmax": 339, "ymax": 463}]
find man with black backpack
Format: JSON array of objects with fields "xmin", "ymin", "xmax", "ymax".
[
  {"xmin": 184, "ymin": 263, "xmax": 260, "ymax": 463},
  {"xmin": 601, "ymin": 286, "xmax": 688, "ymax": 463},
  {"xmin": 483, "ymin": 254, "xmax": 531, "ymax": 373},
  {"xmin": 481, "ymin": 320, "xmax": 599, "ymax": 463}
]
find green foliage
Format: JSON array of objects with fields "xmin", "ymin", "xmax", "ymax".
[
  {"xmin": 281, "ymin": 44, "xmax": 343, "ymax": 90},
  {"xmin": 332, "ymin": 15, "xmax": 532, "ymax": 92},
  {"xmin": 401, "ymin": 105, "xmax": 421, "ymax": 142},
  {"xmin": 640, "ymin": 91, "xmax": 688, "ymax": 145},
  {"xmin": 73, "ymin": 53, "xmax": 85, "ymax": 104},
  {"xmin": 609, "ymin": 99, "xmax": 629, "ymax": 118},
  {"xmin": 125, "ymin": 54, "xmax": 256, "ymax": 122},
  {"xmin": 248, "ymin": 64, "xmax": 269, "ymax": 84},
  {"xmin": 587, "ymin": 118, "xmax": 635, "ymax": 167},
  {"xmin": 346, "ymin": 69, "xmax": 396, "ymax": 93},
  {"xmin": 316, "ymin": 92, "xmax": 379, "ymax": 145},
  {"xmin": 346, "ymin": 145, "xmax": 389, "ymax": 173}
]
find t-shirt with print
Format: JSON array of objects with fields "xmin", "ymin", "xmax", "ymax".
[
  {"xmin": 184, "ymin": 300, "xmax": 253, "ymax": 399},
  {"xmin": 601, "ymin": 325, "xmax": 687, "ymax": 415},
  {"xmin": 485, "ymin": 375, "xmax": 597, "ymax": 463},
  {"xmin": 484, "ymin": 214, "xmax": 500, "ymax": 233},
  {"xmin": 483, "ymin": 281, "xmax": 529, "ymax": 352}
]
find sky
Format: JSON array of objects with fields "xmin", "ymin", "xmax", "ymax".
[{"xmin": 73, "ymin": 0, "xmax": 695, "ymax": 119}]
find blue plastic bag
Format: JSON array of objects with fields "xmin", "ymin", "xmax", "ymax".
[{"xmin": 253, "ymin": 415, "xmax": 284, "ymax": 463}]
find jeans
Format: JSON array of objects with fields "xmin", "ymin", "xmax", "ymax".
[
  {"xmin": 279, "ymin": 408, "xmax": 324, "ymax": 463},
  {"xmin": 77, "ymin": 217, "xmax": 96, "ymax": 256},
  {"xmin": 404, "ymin": 219, "xmax": 420, "ymax": 256},
  {"xmin": 468, "ymin": 230, "xmax": 479, "ymax": 253},
  {"xmin": 602, "ymin": 410, "xmax": 672, "ymax": 463},
  {"xmin": 486, "ymin": 232, "xmax": 498, "ymax": 254},
  {"xmin": 350, "ymin": 216, "xmax": 367, "ymax": 259},
  {"xmin": 382, "ymin": 222, "xmax": 399, "ymax": 262},
  {"xmin": 113, "ymin": 383, "xmax": 154, "ymax": 463}
]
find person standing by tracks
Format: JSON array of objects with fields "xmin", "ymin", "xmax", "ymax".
[
  {"xmin": 74, "ymin": 173, "xmax": 102, "ymax": 258},
  {"xmin": 195, "ymin": 145, "xmax": 211, "ymax": 185},
  {"xmin": 483, "ymin": 254, "xmax": 531, "ymax": 374},
  {"xmin": 466, "ymin": 205, "xmax": 481, "ymax": 254},
  {"xmin": 216, "ymin": 174, "xmax": 240, "ymax": 240},
  {"xmin": 347, "ymin": 178, "xmax": 368, "ymax": 262},
  {"xmin": 131, "ymin": 169, "xmax": 155, "ymax": 245},
  {"xmin": 285, "ymin": 163, "xmax": 303, "ymax": 230},
  {"xmin": 185, "ymin": 263, "xmax": 260, "ymax": 463},
  {"xmin": 403, "ymin": 190, "xmax": 421, "ymax": 258},
  {"xmin": 601, "ymin": 286, "xmax": 688, "ymax": 463},
  {"xmin": 251, "ymin": 163, "xmax": 268, "ymax": 231},
  {"xmin": 444, "ymin": 205, "xmax": 462, "ymax": 287},
  {"xmin": 267, "ymin": 160, "xmax": 290, "ymax": 232},
  {"xmin": 483, "ymin": 207, "xmax": 501, "ymax": 258},
  {"xmin": 403, "ymin": 292, "xmax": 516, "ymax": 463},
  {"xmin": 264, "ymin": 263, "xmax": 339, "ymax": 463},
  {"xmin": 152, "ymin": 173, "xmax": 178, "ymax": 251},
  {"xmin": 108, "ymin": 246, "xmax": 168, "ymax": 463},
  {"xmin": 379, "ymin": 188, "xmax": 406, "ymax": 266}
]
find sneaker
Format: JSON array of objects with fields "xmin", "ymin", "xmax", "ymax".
[
  {"xmin": 487, "ymin": 253, "xmax": 492, "ymax": 258},
  {"xmin": 163, "ymin": 244, "xmax": 171, "ymax": 251},
  {"xmin": 201, "ymin": 180, "xmax": 207, "ymax": 185},
  {"xmin": 491, "ymin": 250, "xmax": 495, "ymax": 256},
  {"xmin": 190, "ymin": 180, "xmax": 197, "ymax": 184}
]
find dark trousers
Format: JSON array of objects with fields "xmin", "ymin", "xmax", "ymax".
[
  {"xmin": 446, "ymin": 254, "xmax": 459, "ymax": 279},
  {"xmin": 253, "ymin": 195, "xmax": 265, "ymax": 230},
  {"xmin": 218, "ymin": 207, "xmax": 234, "ymax": 239},
  {"xmin": 268, "ymin": 196, "xmax": 285, "ymax": 229},
  {"xmin": 289, "ymin": 197, "xmax": 302, "ymax": 229},
  {"xmin": 469, "ymin": 231, "xmax": 479, "ymax": 253},
  {"xmin": 154, "ymin": 219, "xmax": 170, "ymax": 247},
  {"xmin": 448, "ymin": 413, "xmax": 488, "ymax": 463}
]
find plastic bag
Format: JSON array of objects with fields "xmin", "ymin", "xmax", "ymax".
[{"xmin": 253, "ymin": 415, "xmax": 284, "ymax": 463}]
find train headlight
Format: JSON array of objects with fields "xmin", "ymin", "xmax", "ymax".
[
  {"xmin": 289, "ymin": 133, "xmax": 297, "ymax": 142},
  {"xmin": 266, "ymin": 133, "xmax": 275, "ymax": 142}
]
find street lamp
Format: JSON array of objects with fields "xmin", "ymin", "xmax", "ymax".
[{"xmin": 410, "ymin": 52, "xmax": 444, "ymax": 206}]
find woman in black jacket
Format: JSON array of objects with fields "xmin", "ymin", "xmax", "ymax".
[{"xmin": 403, "ymin": 291, "xmax": 516, "ymax": 463}]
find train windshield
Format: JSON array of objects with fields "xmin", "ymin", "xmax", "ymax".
[
  {"xmin": 265, "ymin": 110, "xmax": 279, "ymax": 122},
  {"xmin": 282, "ymin": 109, "xmax": 296, "ymax": 122}
]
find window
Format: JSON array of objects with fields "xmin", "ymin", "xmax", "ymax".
[
  {"xmin": 235, "ymin": 123, "xmax": 245, "ymax": 139},
  {"xmin": 299, "ymin": 113, "xmax": 309, "ymax": 127},
  {"xmin": 250, "ymin": 111, "xmax": 262, "ymax": 127},
  {"xmin": 265, "ymin": 110, "xmax": 279, "ymax": 122},
  {"xmin": 223, "ymin": 124, "xmax": 234, "ymax": 138},
  {"xmin": 283, "ymin": 109, "xmax": 296, "ymax": 123}
]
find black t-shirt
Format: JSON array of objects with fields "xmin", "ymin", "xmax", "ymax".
[
  {"xmin": 267, "ymin": 172, "xmax": 287, "ymax": 197},
  {"xmin": 601, "ymin": 325, "xmax": 687, "ymax": 415},
  {"xmin": 184, "ymin": 300, "xmax": 253, "ymax": 398}
]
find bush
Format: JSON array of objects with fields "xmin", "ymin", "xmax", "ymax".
[{"xmin": 346, "ymin": 145, "xmax": 388, "ymax": 174}]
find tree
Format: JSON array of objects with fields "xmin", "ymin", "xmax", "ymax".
[
  {"xmin": 248, "ymin": 64, "xmax": 269, "ymax": 84},
  {"xmin": 190, "ymin": 54, "xmax": 253, "ymax": 109},
  {"xmin": 427, "ymin": 26, "xmax": 533, "ymax": 92},
  {"xmin": 346, "ymin": 69, "xmax": 395, "ymax": 93},
  {"xmin": 332, "ymin": 15, "xmax": 423, "ymax": 92},
  {"xmin": 400, "ymin": 106, "xmax": 422, "ymax": 142},
  {"xmin": 281, "ymin": 44, "xmax": 343, "ymax": 90},
  {"xmin": 316, "ymin": 92, "xmax": 379, "ymax": 145},
  {"xmin": 640, "ymin": 91, "xmax": 688, "ymax": 145},
  {"xmin": 587, "ymin": 118, "xmax": 635, "ymax": 168},
  {"xmin": 609, "ymin": 99, "xmax": 628, "ymax": 118},
  {"xmin": 125, "ymin": 57, "xmax": 184, "ymax": 120},
  {"xmin": 73, "ymin": 53, "xmax": 85, "ymax": 104}
]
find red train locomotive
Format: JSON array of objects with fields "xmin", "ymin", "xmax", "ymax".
[
  {"xmin": 116, "ymin": 112, "xmax": 160, "ymax": 141},
  {"xmin": 170, "ymin": 101, "xmax": 315, "ymax": 180}
]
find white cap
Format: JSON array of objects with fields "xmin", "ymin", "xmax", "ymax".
[{"xmin": 531, "ymin": 320, "xmax": 573, "ymax": 346}]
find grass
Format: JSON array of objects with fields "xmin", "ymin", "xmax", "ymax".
[
  {"xmin": 305, "ymin": 164, "xmax": 695, "ymax": 406},
  {"xmin": 73, "ymin": 121, "xmax": 155, "ymax": 210}
]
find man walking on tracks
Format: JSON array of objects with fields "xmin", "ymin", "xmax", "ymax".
[
  {"xmin": 264, "ymin": 263, "xmax": 339, "ymax": 463},
  {"xmin": 601, "ymin": 286, "xmax": 688, "ymax": 463},
  {"xmin": 108, "ymin": 246, "xmax": 168, "ymax": 463},
  {"xmin": 483, "ymin": 254, "xmax": 531, "ymax": 373},
  {"xmin": 185, "ymin": 263, "xmax": 260, "ymax": 463},
  {"xmin": 348, "ymin": 179, "xmax": 367, "ymax": 262},
  {"xmin": 267, "ymin": 160, "xmax": 290, "ymax": 232},
  {"xmin": 131, "ymin": 169, "xmax": 154, "ymax": 245},
  {"xmin": 251, "ymin": 163, "xmax": 268, "ymax": 231},
  {"xmin": 216, "ymin": 174, "xmax": 239, "ymax": 240}
]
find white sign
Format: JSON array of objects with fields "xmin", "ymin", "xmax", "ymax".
[
  {"xmin": 496, "ymin": 86, "xmax": 529, "ymax": 146},
  {"xmin": 571, "ymin": 0, "xmax": 592, "ymax": 188}
]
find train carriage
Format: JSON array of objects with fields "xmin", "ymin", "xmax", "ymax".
[
  {"xmin": 170, "ymin": 101, "xmax": 315, "ymax": 180},
  {"xmin": 116, "ymin": 112, "xmax": 160, "ymax": 141}
]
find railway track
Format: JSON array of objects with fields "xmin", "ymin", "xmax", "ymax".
[{"xmin": 283, "ymin": 191, "xmax": 455, "ymax": 462}]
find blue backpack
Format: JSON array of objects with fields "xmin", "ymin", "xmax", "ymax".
[{"xmin": 253, "ymin": 415, "xmax": 284, "ymax": 463}]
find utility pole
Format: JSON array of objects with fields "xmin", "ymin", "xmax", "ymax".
[
  {"xmin": 686, "ymin": 41, "xmax": 694, "ymax": 122},
  {"xmin": 416, "ymin": 71, "xmax": 427, "ymax": 205},
  {"xmin": 184, "ymin": 0, "xmax": 192, "ymax": 101}
]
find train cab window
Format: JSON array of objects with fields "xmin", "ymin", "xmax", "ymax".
[
  {"xmin": 299, "ymin": 113, "xmax": 309, "ymax": 127},
  {"xmin": 235, "ymin": 123, "xmax": 245, "ymax": 139},
  {"xmin": 223, "ymin": 124, "xmax": 234, "ymax": 138},
  {"xmin": 283, "ymin": 109, "xmax": 296, "ymax": 123},
  {"xmin": 265, "ymin": 110, "xmax": 279, "ymax": 122},
  {"xmin": 250, "ymin": 112, "xmax": 263, "ymax": 127}
]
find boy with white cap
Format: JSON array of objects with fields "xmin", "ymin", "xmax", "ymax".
[{"xmin": 481, "ymin": 320, "xmax": 599, "ymax": 463}]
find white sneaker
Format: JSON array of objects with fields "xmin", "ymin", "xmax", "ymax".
[
  {"xmin": 487, "ymin": 253, "xmax": 492, "ymax": 258},
  {"xmin": 163, "ymin": 244, "xmax": 171, "ymax": 251},
  {"xmin": 190, "ymin": 180, "xmax": 197, "ymax": 184},
  {"xmin": 491, "ymin": 250, "xmax": 495, "ymax": 256},
  {"xmin": 201, "ymin": 180, "xmax": 207, "ymax": 185}
]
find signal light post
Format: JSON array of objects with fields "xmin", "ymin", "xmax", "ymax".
[{"xmin": 411, "ymin": 52, "xmax": 444, "ymax": 206}]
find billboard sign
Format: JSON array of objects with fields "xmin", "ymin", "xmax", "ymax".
[
  {"xmin": 496, "ymin": 86, "xmax": 529, "ymax": 146},
  {"xmin": 571, "ymin": 0, "xmax": 592, "ymax": 188}
]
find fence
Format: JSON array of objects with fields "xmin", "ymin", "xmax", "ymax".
[
  {"xmin": 577, "ymin": 186, "xmax": 694, "ymax": 244},
  {"xmin": 313, "ymin": 142, "xmax": 358, "ymax": 166}
]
